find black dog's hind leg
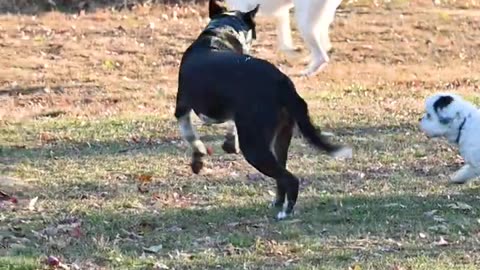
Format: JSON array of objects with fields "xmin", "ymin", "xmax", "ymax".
[
  {"xmin": 271, "ymin": 119, "xmax": 294, "ymax": 209},
  {"xmin": 222, "ymin": 122, "xmax": 240, "ymax": 154},
  {"xmin": 273, "ymin": 118, "xmax": 294, "ymax": 168},
  {"xmin": 236, "ymin": 120, "xmax": 299, "ymax": 220},
  {"xmin": 176, "ymin": 110, "xmax": 207, "ymax": 174}
]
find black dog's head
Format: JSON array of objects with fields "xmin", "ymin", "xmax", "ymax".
[{"xmin": 201, "ymin": 0, "xmax": 259, "ymax": 54}]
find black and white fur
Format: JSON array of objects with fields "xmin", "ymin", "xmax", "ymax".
[
  {"xmin": 174, "ymin": 0, "xmax": 352, "ymax": 220},
  {"xmin": 420, "ymin": 93, "xmax": 480, "ymax": 184}
]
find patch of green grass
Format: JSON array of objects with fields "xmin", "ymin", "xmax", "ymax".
[
  {"xmin": 2, "ymin": 5, "xmax": 480, "ymax": 269},
  {"xmin": 2, "ymin": 106, "xmax": 479, "ymax": 269}
]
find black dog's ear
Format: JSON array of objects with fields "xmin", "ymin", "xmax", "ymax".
[
  {"xmin": 209, "ymin": 0, "xmax": 227, "ymax": 19},
  {"xmin": 244, "ymin": 4, "xmax": 259, "ymax": 21}
]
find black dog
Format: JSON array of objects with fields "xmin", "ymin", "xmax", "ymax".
[{"xmin": 174, "ymin": 0, "xmax": 352, "ymax": 220}]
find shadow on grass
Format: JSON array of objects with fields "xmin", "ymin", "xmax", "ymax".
[
  {"xmin": 10, "ymin": 191, "xmax": 476, "ymax": 268},
  {"xmin": 0, "ymin": 133, "xmax": 227, "ymax": 166}
]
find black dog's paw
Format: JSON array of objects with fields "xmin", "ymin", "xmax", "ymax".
[
  {"xmin": 191, "ymin": 152, "xmax": 205, "ymax": 174},
  {"xmin": 222, "ymin": 140, "xmax": 239, "ymax": 154},
  {"xmin": 191, "ymin": 160, "xmax": 204, "ymax": 174}
]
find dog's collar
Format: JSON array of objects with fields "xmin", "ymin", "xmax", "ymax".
[
  {"xmin": 201, "ymin": 29, "xmax": 244, "ymax": 53},
  {"xmin": 455, "ymin": 117, "xmax": 467, "ymax": 144}
]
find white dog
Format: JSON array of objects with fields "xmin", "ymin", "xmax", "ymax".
[
  {"xmin": 224, "ymin": 0, "xmax": 342, "ymax": 76},
  {"xmin": 420, "ymin": 93, "xmax": 480, "ymax": 184}
]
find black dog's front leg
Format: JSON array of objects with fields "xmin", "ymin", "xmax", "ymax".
[
  {"xmin": 271, "ymin": 181, "xmax": 286, "ymax": 209},
  {"xmin": 275, "ymin": 173, "xmax": 299, "ymax": 220},
  {"xmin": 177, "ymin": 110, "xmax": 208, "ymax": 174}
]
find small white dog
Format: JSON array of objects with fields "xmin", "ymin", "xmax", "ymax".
[
  {"xmin": 420, "ymin": 93, "xmax": 480, "ymax": 184},
  {"xmin": 224, "ymin": 0, "xmax": 342, "ymax": 76}
]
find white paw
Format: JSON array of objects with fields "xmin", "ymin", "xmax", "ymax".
[
  {"xmin": 280, "ymin": 47, "xmax": 302, "ymax": 59},
  {"xmin": 331, "ymin": 147, "xmax": 353, "ymax": 160},
  {"xmin": 449, "ymin": 174, "xmax": 468, "ymax": 185},
  {"xmin": 276, "ymin": 211, "xmax": 287, "ymax": 220},
  {"xmin": 300, "ymin": 61, "xmax": 328, "ymax": 77}
]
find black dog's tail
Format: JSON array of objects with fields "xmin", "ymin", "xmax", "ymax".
[{"xmin": 280, "ymin": 76, "xmax": 352, "ymax": 159}]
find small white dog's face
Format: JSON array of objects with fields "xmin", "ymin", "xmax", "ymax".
[{"xmin": 419, "ymin": 93, "xmax": 465, "ymax": 139}]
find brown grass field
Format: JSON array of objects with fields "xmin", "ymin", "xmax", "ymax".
[{"xmin": 1, "ymin": 0, "xmax": 480, "ymax": 269}]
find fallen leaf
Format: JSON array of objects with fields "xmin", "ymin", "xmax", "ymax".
[
  {"xmin": 137, "ymin": 174, "xmax": 153, "ymax": 193},
  {"xmin": 120, "ymin": 228, "xmax": 143, "ymax": 240},
  {"xmin": 428, "ymin": 224, "xmax": 449, "ymax": 234},
  {"xmin": 419, "ymin": 232, "xmax": 427, "ymax": 239},
  {"xmin": 0, "ymin": 190, "xmax": 12, "ymax": 201},
  {"xmin": 447, "ymin": 202, "xmax": 472, "ymax": 211},
  {"xmin": 28, "ymin": 196, "xmax": 38, "ymax": 210},
  {"xmin": 137, "ymin": 184, "xmax": 149, "ymax": 193},
  {"xmin": 13, "ymin": 145, "xmax": 27, "ymax": 149},
  {"xmin": 9, "ymin": 243, "xmax": 27, "ymax": 249},
  {"xmin": 69, "ymin": 226, "xmax": 83, "ymax": 238},
  {"xmin": 434, "ymin": 236, "xmax": 449, "ymax": 246},
  {"xmin": 349, "ymin": 264, "xmax": 362, "ymax": 270},
  {"xmin": 389, "ymin": 265, "xmax": 406, "ymax": 270},
  {"xmin": 137, "ymin": 174, "xmax": 153, "ymax": 183},
  {"xmin": 152, "ymin": 262, "xmax": 169, "ymax": 270},
  {"xmin": 424, "ymin": 209, "xmax": 438, "ymax": 217},
  {"xmin": 46, "ymin": 256, "xmax": 60, "ymax": 266},
  {"xmin": 383, "ymin": 203, "xmax": 406, "ymax": 208},
  {"xmin": 39, "ymin": 132, "xmax": 56, "ymax": 143},
  {"xmin": 143, "ymin": 244, "xmax": 163, "ymax": 254}
]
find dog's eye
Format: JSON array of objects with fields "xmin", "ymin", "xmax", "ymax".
[{"xmin": 426, "ymin": 113, "xmax": 431, "ymax": 119}]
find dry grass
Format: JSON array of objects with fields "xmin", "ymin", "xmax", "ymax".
[{"xmin": 1, "ymin": 1, "xmax": 480, "ymax": 269}]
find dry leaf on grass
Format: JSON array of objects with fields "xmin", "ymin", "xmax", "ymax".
[
  {"xmin": 447, "ymin": 202, "xmax": 472, "ymax": 211},
  {"xmin": 137, "ymin": 174, "xmax": 153, "ymax": 193},
  {"xmin": 152, "ymin": 262, "xmax": 170, "ymax": 270},
  {"xmin": 428, "ymin": 224, "xmax": 449, "ymax": 234},
  {"xmin": 27, "ymin": 196, "xmax": 38, "ymax": 210},
  {"xmin": 424, "ymin": 209, "xmax": 438, "ymax": 217},
  {"xmin": 46, "ymin": 256, "xmax": 69, "ymax": 269},
  {"xmin": 137, "ymin": 174, "xmax": 153, "ymax": 183},
  {"xmin": 434, "ymin": 236, "xmax": 449, "ymax": 246},
  {"xmin": 143, "ymin": 244, "xmax": 163, "ymax": 254},
  {"xmin": 383, "ymin": 203, "xmax": 406, "ymax": 208},
  {"xmin": 349, "ymin": 264, "xmax": 362, "ymax": 270}
]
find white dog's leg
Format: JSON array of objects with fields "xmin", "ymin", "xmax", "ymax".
[
  {"xmin": 294, "ymin": 0, "xmax": 329, "ymax": 77},
  {"xmin": 296, "ymin": 17, "xmax": 329, "ymax": 76},
  {"xmin": 320, "ymin": 0, "xmax": 342, "ymax": 52},
  {"xmin": 274, "ymin": 8, "xmax": 296, "ymax": 54},
  {"xmin": 450, "ymin": 164, "xmax": 479, "ymax": 184},
  {"xmin": 294, "ymin": 0, "xmax": 342, "ymax": 76},
  {"xmin": 319, "ymin": 20, "xmax": 332, "ymax": 52}
]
